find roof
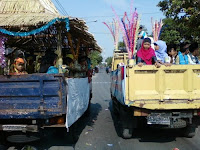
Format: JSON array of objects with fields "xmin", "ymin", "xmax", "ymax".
[
  {"xmin": 0, "ymin": 0, "xmax": 101, "ymax": 51},
  {"xmin": 0, "ymin": 0, "xmax": 60, "ymax": 26}
]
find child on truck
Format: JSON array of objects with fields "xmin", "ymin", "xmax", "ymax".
[
  {"xmin": 188, "ymin": 43, "xmax": 200, "ymax": 64},
  {"xmin": 154, "ymin": 40, "xmax": 170, "ymax": 64},
  {"xmin": 10, "ymin": 58, "xmax": 27, "ymax": 75},
  {"xmin": 137, "ymin": 38, "xmax": 161, "ymax": 68},
  {"xmin": 176, "ymin": 42, "xmax": 190, "ymax": 64},
  {"xmin": 46, "ymin": 53, "xmax": 59, "ymax": 74},
  {"xmin": 167, "ymin": 44, "xmax": 178, "ymax": 64}
]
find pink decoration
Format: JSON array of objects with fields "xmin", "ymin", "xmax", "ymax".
[
  {"xmin": 0, "ymin": 35, "xmax": 7, "ymax": 68},
  {"xmin": 111, "ymin": 1, "xmax": 139, "ymax": 59},
  {"xmin": 152, "ymin": 18, "xmax": 163, "ymax": 42},
  {"xmin": 103, "ymin": 19, "xmax": 120, "ymax": 50}
]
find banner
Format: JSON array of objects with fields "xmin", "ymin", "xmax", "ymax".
[
  {"xmin": 111, "ymin": 66, "xmax": 126, "ymax": 105},
  {"xmin": 65, "ymin": 77, "xmax": 90, "ymax": 128}
]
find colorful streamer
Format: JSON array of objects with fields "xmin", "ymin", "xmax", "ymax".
[
  {"xmin": 152, "ymin": 18, "xmax": 163, "ymax": 42},
  {"xmin": 0, "ymin": 35, "xmax": 7, "ymax": 68},
  {"xmin": 103, "ymin": 19, "xmax": 120, "ymax": 50},
  {"xmin": 0, "ymin": 18, "xmax": 70, "ymax": 37},
  {"xmin": 111, "ymin": 1, "xmax": 140, "ymax": 59}
]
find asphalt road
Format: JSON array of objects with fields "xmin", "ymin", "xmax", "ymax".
[{"xmin": 4, "ymin": 70, "xmax": 200, "ymax": 150}]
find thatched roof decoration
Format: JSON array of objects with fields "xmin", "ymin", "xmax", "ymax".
[
  {"xmin": 0, "ymin": 0, "xmax": 102, "ymax": 51},
  {"xmin": 0, "ymin": 0, "xmax": 60, "ymax": 26}
]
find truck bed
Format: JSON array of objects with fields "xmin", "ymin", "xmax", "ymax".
[
  {"xmin": 126, "ymin": 65, "xmax": 200, "ymax": 110},
  {"xmin": 111, "ymin": 61, "xmax": 200, "ymax": 110},
  {"xmin": 0, "ymin": 74, "xmax": 66, "ymax": 119}
]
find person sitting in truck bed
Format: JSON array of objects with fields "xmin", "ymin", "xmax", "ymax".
[
  {"xmin": 79, "ymin": 56, "xmax": 88, "ymax": 77},
  {"xmin": 176, "ymin": 42, "xmax": 190, "ymax": 65},
  {"xmin": 137, "ymin": 38, "xmax": 161, "ymax": 68},
  {"xmin": 167, "ymin": 44, "xmax": 178, "ymax": 64},
  {"xmin": 46, "ymin": 53, "xmax": 59, "ymax": 74},
  {"xmin": 9, "ymin": 58, "xmax": 27, "ymax": 75},
  {"xmin": 187, "ymin": 43, "xmax": 200, "ymax": 64},
  {"xmin": 154, "ymin": 40, "xmax": 170, "ymax": 65}
]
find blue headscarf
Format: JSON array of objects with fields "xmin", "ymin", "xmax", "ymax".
[{"xmin": 155, "ymin": 40, "xmax": 168, "ymax": 63}]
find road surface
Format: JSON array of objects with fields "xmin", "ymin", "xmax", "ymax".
[{"xmin": 4, "ymin": 70, "xmax": 200, "ymax": 150}]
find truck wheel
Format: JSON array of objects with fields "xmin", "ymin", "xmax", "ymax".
[
  {"xmin": 183, "ymin": 125, "xmax": 198, "ymax": 138},
  {"xmin": 119, "ymin": 105, "xmax": 134, "ymax": 139},
  {"xmin": 121, "ymin": 128, "xmax": 133, "ymax": 139},
  {"xmin": 0, "ymin": 132, "xmax": 7, "ymax": 145},
  {"xmin": 0, "ymin": 145, "xmax": 7, "ymax": 150}
]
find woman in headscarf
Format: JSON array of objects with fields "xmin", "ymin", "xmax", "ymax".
[
  {"xmin": 148, "ymin": 37, "xmax": 155, "ymax": 50},
  {"xmin": 154, "ymin": 40, "xmax": 170, "ymax": 64},
  {"xmin": 137, "ymin": 38, "xmax": 161, "ymax": 67}
]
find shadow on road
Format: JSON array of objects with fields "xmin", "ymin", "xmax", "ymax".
[
  {"xmin": 108, "ymin": 101, "xmax": 184, "ymax": 143},
  {"xmin": 2, "ymin": 103, "xmax": 102, "ymax": 150}
]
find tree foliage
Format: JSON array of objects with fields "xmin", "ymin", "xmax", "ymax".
[
  {"xmin": 159, "ymin": 18, "xmax": 182, "ymax": 44},
  {"xmin": 158, "ymin": 0, "xmax": 200, "ymax": 42},
  {"xmin": 118, "ymin": 41, "xmax": 125, "ymax": 50},
  {"xmin": 105, "ymin": 57, "xmax": 112, "ymax": 67},
  {"xmin": 89, "ymin": 51, "xmax": 103, "ymax": 67}
]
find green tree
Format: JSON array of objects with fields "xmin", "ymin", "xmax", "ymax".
[
  {"xmin": 105, "ymin": 57, "xmax": 113, "ymax": 67},
  {"xmin": 118, "ymin": 41, "xmax": 125, "ymax": 49},
  {"xmin": 159, "ymin": 18, "xmax": 182, "ymax": 44},
  {"xmin": 89, "ymin": 51, "xmax": 103, "ymax": 67},
  {"xmin": 158, "ymin": 0, "xmax": 200, "ymax": 42}
]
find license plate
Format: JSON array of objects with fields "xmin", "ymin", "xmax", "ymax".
[
  {"xmin": 2, "ymin": 125, "xmax": 27, "ymax": 131},
  {"xmin": 147, "ymin": 115, "xmax": 170, "ymax": 125}
]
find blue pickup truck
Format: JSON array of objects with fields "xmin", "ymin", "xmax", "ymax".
[
  {"xmin": 0, "ymin": 73, "xmax": 91, "ymax": 143},
  {"xmin": 0, "ymin": 74, "xmax": 68, "ymax": 142}
]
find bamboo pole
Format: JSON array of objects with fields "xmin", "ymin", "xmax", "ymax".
[{"xmin": 57, "ymin": 26, "xmax": 63, "ymax": 73}]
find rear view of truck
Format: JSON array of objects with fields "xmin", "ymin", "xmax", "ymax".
[
  {"xmin": 111, "ymin": 52, "xmax": 200, "ymax": 138},
  {"xmin": 0, "ymin": 74, "xmax": 67, "ymax": 142}
]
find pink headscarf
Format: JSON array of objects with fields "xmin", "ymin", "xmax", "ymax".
[{"xmin": 137, "ymin": 38, "xmax": 156, "ymax": 65}]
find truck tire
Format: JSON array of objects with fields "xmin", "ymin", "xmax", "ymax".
[
  {"xmin": 0, "ymin": 132, "xmax": 7, "ymax": 145},
  {"xmin": 121, "ymin": 128, "xmax": 133, "ymax": 139},
  {"xmin": 183, "ymin": 125, "xmax": 198, "ymax": 138},
  {"xmin": 0, "ymin": 145, "xmax": 7, "ymax": 150},
  {"xmin": 119, "ymin": 105, "xmax": 134, "ymax": 139}
]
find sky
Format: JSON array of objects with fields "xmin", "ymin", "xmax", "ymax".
[{"xmin": 52, "ymin": 0, "xmax": 165, "ymax": 59}]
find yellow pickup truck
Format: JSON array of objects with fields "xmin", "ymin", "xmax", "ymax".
[{"xmin": 111, "ymin": 51, "xmax": 200, "ymax": 138}]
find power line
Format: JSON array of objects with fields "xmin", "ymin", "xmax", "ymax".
[
  {"xmin": 53, "ymin": 0, "xmax": 66, "ymax": 15},
  {"xmin": 55, "ymin": 0, "xmax": 68, "ymax": 16},
  {"xmin": 54, "ymin": 0, "xmax": 69, "ymax": 16},
  {"xmin": 91, "ymin": 32, "xmax": 122, "ymax": 35},
  {"xmin": 79, "ymin": 12, "xmax": 162, "ymax": 19}
]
